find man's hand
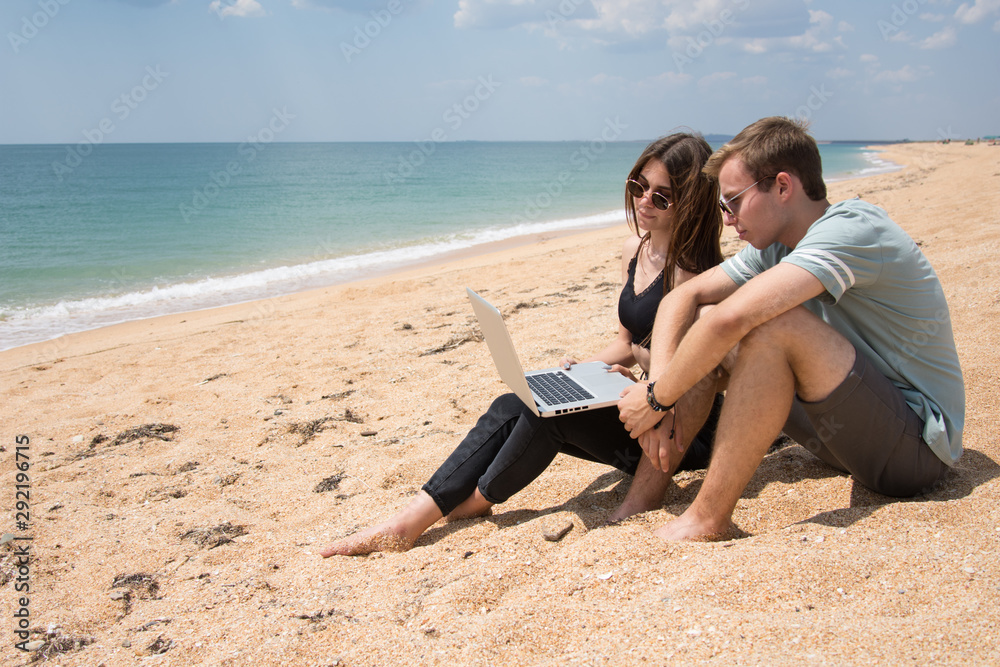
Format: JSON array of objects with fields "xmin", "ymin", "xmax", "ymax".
[
  {"xmin": 638, "ymin": 409, "xmax": 684, "ymax": 472},
  {"xmin": 618, "ymin": 382, "xmax": 664, "ymax": 437}
]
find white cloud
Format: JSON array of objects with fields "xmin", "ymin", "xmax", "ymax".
[
  {"xmin": 919, "ymin": 13, "xmax": 947, "ymax": 22},
  {"xmin": 808, "ymin": 9, "xmax": 833, "ymax": 25},
  {"xmin": 455, "ymin": 0, "xmax": 598, "ymax": 31},
  {"xmin": 729, "ymin": 3, "xmax": 839, "ymax": 54},
  {"xmin": 741, "ymin": 74, "xmax": 768, "ymax": 86},
  {"xmin": 740, "ymin": 24, "xmax": 835, "ymax": 53},
  {"xmin": 113, "ymin": 0, "xmax": 174, "ymax": 6},
  {"xmin": 826, "ymin": 67, "xmax": 853, "ymax": 79},
  {"xmin": 647, "ymin": 71, "xmax": 691, "ymax": 86},
  {"xmin": 873, "ymin": 65, "xmax": 920, "ymax": 83},
  {"xmin": 588, "ymin": 73, "xmax": 629, "ymax": 86},
  {"xmin": 291, "ymin": 0, "xmax": 395, "ymax": 10},
  {"xmin": 919, "ymin": 25, "xmax": 957, "ymax": 48},
  {"xmin": 454, "ymin": 0, "xmax": 822, "ymax": 53},
  {"xmin": 210, "ymin": 0, "xmax": 265, "ymax": 18},
  {"xmin": 697, "ymin": 71, "xmax": 737, "ymax": 89},
  {"xmin": 859, "ymin": 53, "xmax": 878, "ymax": 63},
  {"xmin": 634, "ymin": 71, "xmax": 693, "ymax": 94},
  {"xmin": 955, "ymin": 0, "xmax": 1000, "ymax": 24}
]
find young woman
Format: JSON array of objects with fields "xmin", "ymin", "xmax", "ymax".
[{"xmin": 321, "ymin": 133, "xmax": 725, "ymax": 557}]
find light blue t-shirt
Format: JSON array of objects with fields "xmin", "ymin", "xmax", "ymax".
[{"xmin": 721, "ymin": 198, "xmax": 965, "ymax": 465}]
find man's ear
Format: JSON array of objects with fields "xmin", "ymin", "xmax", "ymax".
[{"xmin": 774, "ymin": 172, "xmax": 795, "ymax": 200}]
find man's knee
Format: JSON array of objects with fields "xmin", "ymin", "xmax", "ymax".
[{"xmin": 739, "ymin": 306, "xmax": 813, "ymax": 349}]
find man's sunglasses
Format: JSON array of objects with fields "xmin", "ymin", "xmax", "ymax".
[
  {"xmin": 719, "ymin": 175, "xmax": 777, "ymax": 218},
  {"xmin": 626, "ymin": 179, "xmax": 671, "ymax": 210}
]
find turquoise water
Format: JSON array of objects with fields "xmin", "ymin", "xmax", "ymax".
[{"xmin": 0, "ymin": 141, "xmax": 892, "ymax": 350}]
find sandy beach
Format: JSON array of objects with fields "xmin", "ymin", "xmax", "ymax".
[{"xmin": 2, "ymin": 141, "xmax": 999, "ymax": 665}]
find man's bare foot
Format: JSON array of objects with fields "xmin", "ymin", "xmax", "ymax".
[
  {"xmin": 446, "ymin": 488, "xmax": 493, "ymax": 522},
  {"xmin": 652, "ymin": 509, "xmax": 742, "ymax": 542},
  {"xmin": 319, "ymin": 522, "xmax": 414, "ymax": 557}
]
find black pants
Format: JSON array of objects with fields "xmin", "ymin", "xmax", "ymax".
[{"xmin": 422, "ymin": 393, "xmax": 723, "ymax": 514}]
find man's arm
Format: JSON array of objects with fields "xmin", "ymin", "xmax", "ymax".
[
  {"xmin": 648, "ymin": 264, "xmax": 741, "ymax": 379},
  {"xmin": 620, "ymin": 262, "xmax": 828, "ymax": 436}
]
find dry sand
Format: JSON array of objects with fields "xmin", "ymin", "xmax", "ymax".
[{"xmin": 2, "ymin": 142, "xmax": 998, "ymax": 666}]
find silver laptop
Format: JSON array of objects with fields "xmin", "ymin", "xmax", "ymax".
[{"xmin": 466, "ymin": 288, "xmax": 635, "ymax": 417}]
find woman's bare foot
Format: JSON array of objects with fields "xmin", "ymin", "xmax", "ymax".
[
  {"xmin": 607, "ymin": 458, "xmax": 673, "ymax": 524},
  {"xmin": 319, "ymin": 491, "xmax": 443, "ymax": 558},
  {"xmin": 319, "ymin": 521, "xmax": 414, "ymax": 557},
  {"xmin": 445, "ymin": 488, "xmax": 493, "ymax": 522},
  {"xmin": 607, "ymin": 484, "xmax": 673, "ymax": 524}
]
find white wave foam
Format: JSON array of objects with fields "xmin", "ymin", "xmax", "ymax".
[
  {"xmin": 826, "ymin": 149, "xmax": 903, "ymax": 183},
  {"xmin": 1, "ymin": 209, "xmax": 624, "ymax": 351}
]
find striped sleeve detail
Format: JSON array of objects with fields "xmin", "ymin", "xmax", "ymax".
[
  {"xmin": 727, "ymin": 253, "xmax": 758, "ymax": 278},
  {"xmin": 794, "ymin": 249, "xmax": 856, "ymax": 294}
]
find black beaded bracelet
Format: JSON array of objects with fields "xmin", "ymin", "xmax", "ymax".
[{"xmin": 646, "ymin": 381, "xmax": 675, "ymax": 412}]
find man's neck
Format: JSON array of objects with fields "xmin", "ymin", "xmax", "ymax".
[{"xmin": 783, "ymin": 198, "xmax": 832, "ymax": 249}]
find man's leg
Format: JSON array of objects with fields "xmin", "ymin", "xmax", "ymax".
[
  {"xmin": 655, "ymin": 306, "xmax": 855, "ymax": 541},
  {"xmin": 782, "ymin": 353, "xmax": 947, "ymax": 497}
]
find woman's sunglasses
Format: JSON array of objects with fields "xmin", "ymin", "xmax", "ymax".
[{"xmin": 626, "ymin": 179, "xmax": 671, "ymax": 210}]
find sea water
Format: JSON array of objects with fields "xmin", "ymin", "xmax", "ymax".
[{"xmin": 0, "ymin": 141, "xmax": 894, "ymax": 351}]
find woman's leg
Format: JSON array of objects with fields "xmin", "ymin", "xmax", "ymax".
[
  {"xmin": 422, "ymin": 394, "xmax": 545, "ymax": 513},
  {"xmin": 320, "ymin": 394, "xmax": 532, "ymax": 557},
  {"xmin": 472, "ymin": 392, "xmax": 724, "ymax": 522}
]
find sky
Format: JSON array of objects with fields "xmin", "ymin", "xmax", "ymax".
[{"xmin": 1, "ymin": 0, "xmax": 998, "ymax": 144}]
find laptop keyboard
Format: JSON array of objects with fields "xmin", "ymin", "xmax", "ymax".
[{"xmin": 527, "ymin": 371, "xmax": 594, "ymax": 406}]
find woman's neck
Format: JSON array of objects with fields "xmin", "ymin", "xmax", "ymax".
[{"xmin": 644, "ymin": 229, "xmax": 671, "ymax": 267}]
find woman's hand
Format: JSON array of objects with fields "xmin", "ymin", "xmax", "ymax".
[
  {"xmin": 606, "ymin": 364, "xmax": 638, "ymax": 382},
  {"xmin": 558, "ymin": 357, "xmax": 579, "ymax": 370}
]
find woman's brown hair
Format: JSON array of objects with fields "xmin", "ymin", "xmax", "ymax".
[{"xmin": 625, "ymin": 133, "xmax": 723, "ymax": 293}]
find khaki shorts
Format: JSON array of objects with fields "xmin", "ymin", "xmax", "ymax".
[{"xmin": 782, "ymin": 349, "xmax": 946, "ymax": 497}]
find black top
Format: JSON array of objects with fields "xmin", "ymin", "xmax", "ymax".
[{"xmin": 617, "ymin": 252, "xmax": 665, "ymax": 349}]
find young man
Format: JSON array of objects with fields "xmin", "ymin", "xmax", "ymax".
[{"xmin": 618, "ymin": 117, "xmax": 965, "ymax": 541}]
